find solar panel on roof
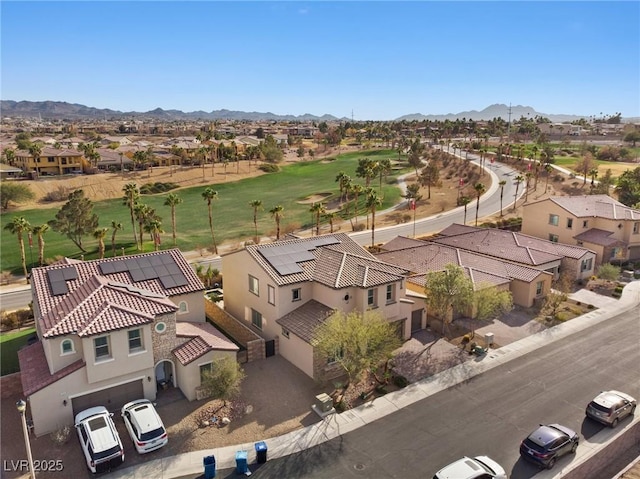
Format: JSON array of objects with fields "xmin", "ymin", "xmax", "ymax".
[
  {"xmin": 160, "ymin": 275, "xmax": 177, "ymax": 288},
  {"xmin": 99, "ymin": 262, "xmax": 116, "ymax": 274},
  {"xmin": 141, "ymin": 267, "xmax": 157, "ymax": 280},
  {"xmin": 129, "ymin": 268, "xmax": 146, "ymax": 282},
  {"xmin": 149, "ymin": 256, "xmax": 164, "ymax": 266},
  {"xmin": 50, "ymin": 280, "xmax": 69, "ymax": 296},
  {"xmin": 47, "ymin": 269, "xmax": 65, "ymax": 282},
  {"xmin": 259, "ymin": 238, "xmax": 340, "ymax": 276},
  {"xmin": 61, "ymin": 267, "xmax": 78, "ymax": 280}
]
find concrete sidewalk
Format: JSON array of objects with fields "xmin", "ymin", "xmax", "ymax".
[{"xmin": 103, "ymin": 281, "xmax": 640, "ymax": 479}]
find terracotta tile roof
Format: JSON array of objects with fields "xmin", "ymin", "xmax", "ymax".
[
  {"xmin": 376, "ymin": 241, "xmax": 548, "ymax": 283},
  {"xmin": 276, "ymin": 300, "xmax": 335, "ymax": 343},
  {"xmin": 239, "ymin": 233, "xmax": 405, "ymax": 288},
  {"xmin": 172, "ymin": 322, "xmax": 239, "ymax": 365},
  {"xmin": 432, "ymin": 225, "xmax": 593, "ymax": 263},
  {"xmin": 18, "ymin": 342, "xmax": 84, "ymax": 396},
  {"xmin": 541, "ymin": 195, "xmax": 640, "ymax": 220},
  {"xmin": 574, "ymin": 228, "xmax": 623, "ymax": 247},
  {"xmin": 31, "ymin": 249, "xmax": 203, "ymax": 337},
  {"xmin": 380, "ymin": 236, "xmax": 425, "ymax": 251},
  {"xmin": 39, "ymin": 276, "xmax": 178, "ymax": 338}
]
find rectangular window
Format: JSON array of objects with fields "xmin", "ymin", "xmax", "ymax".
[
  {"xmin": 199, "ymin": 363, "xmax": 212, "ymax": 383},
  {"xmin": 61, "ymin": 158, "xmax": 67, "ymax": 165},
  {"xmin": 581, "ymin": 258, "xmax": 593, "ymax": 272},
  {"xmin": 128, "ymin": 329, "xmax": 143, "ymax": 352},
  {"xmin": 566, "ymin": 218, "xmax": 573, "ymax": 228},
  {"xmin": 386, "ymin": 284, "xmax": 395, "ymax": 303},
  {"xmin": 292, "ymin": 288, "xmax": 301, "ymax": 302},
  {"xmin": 611, "ymin": 247, "xmax": 623, "ymax": 259},
  {"xmin": 549, "ymin": 214, "xmax": 559, "ymax": 226},
  {"xmin": 251, "ymin": 309, "xmax": 263, "ymax": 330},
  {"xmin": 536, "ymin": 281, "xmax": 544, "ymax": 296},
  {"xmin": 634, "ymin": 223, "xmax": 639, "ymax": 234},
  {"xmin": 249, "ymin": 275, "xmax": 259, "ymax": 296},
  {"xmin": 549, "ymin": 234, "xmax": 559, "ymax": 243},
  {"xmin": 367, "ymin": 288, "xmax": 377, "ymax": 307},
  {"xmin": 94, "ymin": 336, "xmax": 110, "ymax": 360},
  {"xmin": 267, "ymin": 285, "xmax": 275, "ymax": 305},
  {"xmin": 48, "ymin": 157, "xmax": 55, "ymax": 163},
  {"xmin": 583, "ymin": 220, "xmax": 588, "ymax": 228},
  {"xmin": 281, "ymin": 327, "xmax": 290, "ymax": 339}
]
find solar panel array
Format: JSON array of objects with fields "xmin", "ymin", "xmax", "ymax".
[
  {"xmin": 98, "ymin": 253, "xmax": 189, "ymax": 289},
  {"xmin": 46, "ymin": 266, "xmax": 78, "ymax": 296},
  {"xmin": 259, "ymin": 236, "xmax": 340, "ymax": 276}
]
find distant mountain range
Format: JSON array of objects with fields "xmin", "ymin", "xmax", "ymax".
[{"xmin": 0, "ymin": 100, "xmax": 596, "ymax": 123}]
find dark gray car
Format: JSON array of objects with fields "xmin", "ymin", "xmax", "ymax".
[{"xmin": 519, "ymin": 423, "xmax": 578, "ymax": 469}]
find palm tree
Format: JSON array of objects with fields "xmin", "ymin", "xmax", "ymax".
[
  {"xmin": 93, "ymin": 227, "xmax": 109, "ymax": 259},
  {"xmin": 524, "ymin": 172, "xmax": 533, "ymax": 202},
  {"xmin": 249, "ymin": 200, "xmax": 263, "ymax": 241},
  {"xmin": 498, "ymin": 180, "xmax": 507, "ymax": 216},
  {"xmin": 134, "ymin": 203, "xmax": 154, "ymax": 250},
  {"xmin": 351, "ymin": 183, "xmax": 363, "ymax": 226},
  {"xmin": 513, "ymin": 175, "xmax": 524, "ymax": 211},
  {"xmin": 269, "ymin": 205, "xmax": 284, "ymax": 240},
  {"xmin": 164, "ymin": 193, "xmax": 183, "ymax": 246},
  {"xmin": 202, "ymin": 188, "xmax": 219, "ymax": 254},
  {"xmin": 366, "ymin": 190, "xmax": 383, "ymax": 247},
  {"xmin": 377, "ymin": 158, "xmax": 392, "ymax": 191},
  {"xmin": 460, "ymin": 196, "xmax": 471, "ymax": 224},
  {"xmin": 122, "ymin": 183, "xmax": 140, "ymax": 249},
  {"xmin": 28, "ymin": 143, "xmax": 42, "ymax": 175},
  {"xmin": 335, "ymin": 171, "xmax": 348, "ymax": 202},
  {"xmin": 110, "ymin": 221, "xmax": 123, "ymax": 257},
  {"xmin": 310, "ymin": 202, "xmax": 326, "ymax": 236},
  {"xmin": 146, "ymin": 219, "xmax": 164, "ymax": 251},
  {"xmin": 589, "ymin": 168, "xmax": 599, "ymax": 188},
  {"xmin": 31, "ymin": 224, "xmax": 49, "ymax": 266},
  {"xmin": 474, "ymin": 183, "xmax": 486, "ymax": 226},
  {"xmin": 4, "ymin": 216, "xmax": 31, "ymax": 282},
  {"xmin": 325, "ymin": 211, "xmax": 337, "ymax": 233},
  {"xmin": 544, "ymin": 164, "xmax": 554, "ymax": 192}
]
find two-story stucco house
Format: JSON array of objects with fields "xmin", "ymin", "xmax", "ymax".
[
  {"xmin": 223, "ymin": 233, "xmax": 421, "ymax": 382},
  {"xmin": 12, "ymin": 146, "xmax": 85, "ymax": 175},
  {"xmin": 19, "ymin": 249, "xmax": 238, "ymax": 437},
  {"xmin": 521, "ymin": 195, "xmax": 640, "ymax": 266}
]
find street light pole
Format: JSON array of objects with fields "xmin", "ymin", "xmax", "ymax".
[{"xmin": 16, "ymin": 399, "xmax": 36, "ymax": 479}]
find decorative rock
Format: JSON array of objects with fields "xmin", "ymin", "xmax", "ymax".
[{"xmin": 221, "ymin": 417, "xmax": 231, "ymax": 426}]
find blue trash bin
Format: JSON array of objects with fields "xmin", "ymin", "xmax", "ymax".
[
  {"xmin": 235, "ymin": 450, "xmax": 248, "ymax": 474},
  {"xmin": 203, "ymin": 455, "xmax": 216, "ymax": 479},
  {"xmin": 255, "ymin": 441, "xmax": 268, "ymax": 464}
]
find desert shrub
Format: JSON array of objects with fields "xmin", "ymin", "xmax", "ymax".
[
  {"xmin": 42, "ymin": 186, "xmax": 70, "ymax": 202},
  {"xmin": 282, "ymin": 222, "xmax": 301, "ymax": 235},
  {"xmin": 259, "ymin": 164, "xmax": 279, "ymax": 173},
  {"xmin": 334, "ymin": 400, "xmax": 347, "ymax": 413},
  {"xmin": 614, "ymin": 286, "xmax": 623, "ymax": 293},
  {"xmin": 139, "ymin": 182, "xmax": 178, "ymax": 194},
  {"xmin": 556, "ymin": 312, "xmax": 570, "ymax": 322},
  {"xmin": 597, "ymin": 263, "xmax": 620, "ymax": 281},
  {"xmin": 393, "ymin": 375, "xmax": 409, "ymax": 388},
  {"xmin": 352, "ymin": 223, "xmax": 366, "ymax": 232},
  {"xmin": 0, "ymin": 271, "xmax": 15, "ymax": 285},
  {"xmin": 375, "ymin": 385, "xmax": 388, "ymax": 394},
  {"xmin": 1, "ymin": 309, "xmax": 31, "ymax": 330},
  {"xmin": 612, "ymin": 292, "xmax": 621, "ymax": 298}
]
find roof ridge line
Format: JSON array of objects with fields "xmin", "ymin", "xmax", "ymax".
[{"xmin": 335, "ymin": 252, "xmax": 347, "ymax": 288}]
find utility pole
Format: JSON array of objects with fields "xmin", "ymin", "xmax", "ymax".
[{"xmin": 507, "ymin": 103, "xmax": 512, "ymax": 141}]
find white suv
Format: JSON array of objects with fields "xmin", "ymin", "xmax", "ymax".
[
  {"xmin": 121, "ymin": 399, "xmax": 168, "ymax": 454},
  {"xmin": 433, "ymin": 456, "xmax": 507, "ymax": 479},
  {"xmin": 74, "ymin": 406, "xmax": 124, "ymax": 473}
]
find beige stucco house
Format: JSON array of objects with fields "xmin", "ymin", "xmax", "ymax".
[
  {"xmin": 521, "ymin": 195, "xmax": 640, "ymax": 266},
  {"xmin": 376, "ymin": 235, "xmax": 553, "ymax": 310},
  {"xmin": 433, "ymin": 224, "xmax": 597, "ymax": 281},
  {"xmin": 223, "ymin": 233, "xmax": 422, "ymax": 382},
  {"xmin": 19, "ymin": 249, "xmax": 237, "ymax": 437}
]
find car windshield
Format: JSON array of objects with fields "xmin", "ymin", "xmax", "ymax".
[
  {"xmin": 524, "ymin": 437, "xmax": 547, "ymax": 452},
  {"xmin": 140, "ymin": 427, "xmax": 165, "ymax": 442},
  {"xmin": 94, "ymin": 445, "xmax": 121, "ymax": 461},
  {"xmin": 88, "ymin": 416, "xmax": 108, "ymax": 431}
]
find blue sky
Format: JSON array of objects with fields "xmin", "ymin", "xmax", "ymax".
[{"xmin": 2, "ymin": 1, "xmax": 639, "ymax": 120}]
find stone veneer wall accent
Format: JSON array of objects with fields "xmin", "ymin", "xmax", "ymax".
[
  {"xmin": 152, "ymin": 312, "xmax": 182, "ymax": 362},
  {"xmin": 204, "ymin": 299, "xmax": 265, "ymax": 362},
  {"xmin": 313, "ymin": 349, "xmax": 345, "ymax": 385},
  {"xmin": 1, "ymin": 372, "xmax": 23, "ymax": 398}
]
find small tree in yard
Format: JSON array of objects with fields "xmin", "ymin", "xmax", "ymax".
[
  {"xmin": 424, "ymin": 264, "xmax": 474, "ymax": 335},
  {"xmin": 471, "ymin": 283, "xmax": 513, "ymax": 338},
  {"xmin": 48, "ymin": 189, "xmax": 99, "ymax": 252},
  {"xmin": 541, "ymin": 291, "xmax": 567, "ymax": 322},
  {"xmin": 199, "ymin": 357, "xmax": 245, "ymax": 406},
  {"xmin": 597, "ymin": 263, "xmax": 620, "ymax": 281},
  {"xmin": 313, "ymin": 310, "xmax": 401, "ymax": 387}
]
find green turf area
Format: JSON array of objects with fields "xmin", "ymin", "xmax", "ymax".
[
  {"xmin": 0, "ymin": 328, "xmax": 36, "ymax": 375},
  {"xmin": 1, "ymin": 150, "xmax": 407, "ymax": 273}
]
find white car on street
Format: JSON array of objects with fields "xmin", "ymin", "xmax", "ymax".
[{"xmin": 433, "ymin": 455, "xmax": 507, "ymax": 479}]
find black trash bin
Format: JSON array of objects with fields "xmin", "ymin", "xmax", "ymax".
[
  {"xmin": 203, "ymin": 455, "xmax": 216, "ymax": 479},
  {"xmin": 255, "ymin": 441, "xmax": 268, "ymax": 464}
]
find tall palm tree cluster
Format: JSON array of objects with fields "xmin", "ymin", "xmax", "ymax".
[{"xmin": 122, "ymin": 183, "xmax": 165, "ymax": 252}]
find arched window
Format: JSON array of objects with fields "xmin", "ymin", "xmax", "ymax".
[
  {"xmin": 61, "ymin": 339, "xmax": 75, "ymax": 355},
  {"xmin": 178, "ymin": 301, "xmax": 188, "ymax": 314}
]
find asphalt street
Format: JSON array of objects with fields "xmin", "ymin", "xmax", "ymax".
[{"xmin": 212, "ymin": 306, "xmax": 640, "ymax": 479}]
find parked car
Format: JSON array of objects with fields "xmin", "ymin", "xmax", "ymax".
[
  {"xmin": 121, "ymin": 399, "xmax": 168, "ymax": 454},
  {"xmin": 74, "ymin": 406, "xmax": 124, "ymax": 474},
  {"xmin": 432, "ymin": 456, "xmax": 507, "ymax": 479},
  {"xmin": 586, "ymin": 390, "xmax": 637, "ymax": 427},
  {"xmin": 519, "ymin": 424, "xmax": 578, "ymax": 469}
]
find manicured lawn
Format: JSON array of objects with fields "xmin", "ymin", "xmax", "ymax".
[
  {"xmin": 0, "ymin": 327, "xmax": 36, "ymax": 375},
  {"xmin": 1, "ymin": 150, "xmax": 407, "ymax": 273}
]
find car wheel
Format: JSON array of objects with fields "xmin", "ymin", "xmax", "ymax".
[
  {"xmin": 571, "ymin": 441, "xmax": 578, "ymax": 453},
  {"xmin": 611, "ymin": 417, "xmax": 619, "ymax": 428},
  {"xmin": 547, "ymin": 457, "xmax": 557, "ymax": 469}
]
